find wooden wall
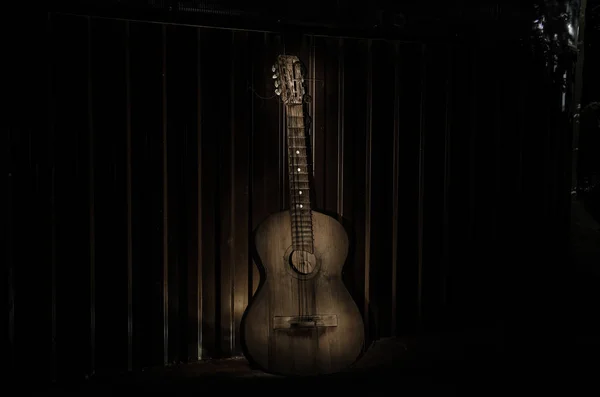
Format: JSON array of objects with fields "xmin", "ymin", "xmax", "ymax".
[{"xmin": 5, "ymin": 12, "xmax": 572, "ymax": 381}]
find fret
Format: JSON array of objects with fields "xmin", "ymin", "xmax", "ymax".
[
  {"xmin": 288, "ymin": 160, "xmax": 308, "ymax": 165},
  {"xmin": 291, "ymin": 233, "xmax": 313, "ymax": 238},
  {"xmin": 292, "ymin": 239, "xmax": 313, "ymax": 244},
  {"xmin": 292, "ymin": 244, "xmax": 313, "ymax": 252},
  {"xmin": 290, "ymin": 221, "xmax": 313, "ymax": 227},
  {"xmin": 290, "ymin": 218, "xmax": 312, "ymax": 223},
  {"xmin": 289, "ymin": 180, "xmax": 310, "ymax": 186},
  {"xmin": 288, "ymin": 173, "xmax": 310, "ymax": 180},
  {"xmin": 289, "ymin": 193, "xmax": 310, "ymax": 199},
  {"xmin": 288, "ymin": 152, "xmax": 309, "ymax": 157},
  {"xmin": 288, "ymin": 172, "xmax": 310, "ymax": 177},
  {"xmin": 292, "ymin": 229, "xmax": 313, "ymax": 238},
  {"xmin": 289, "ymin": 190, "xmax": 310, "ymax": 196},
  {"xmin": 289, "ymin": 210, "xmax": 312, "ymax": 215},
  {"xmin": 290, "ymin": 211, "xmax": 311, "ymax": 217},
  {"xmin": 288, "ymin": 181, "xmax": 310, "ymax": 187},
  {"xmin": 292, "ymin": 240, "xmax": 313, "ymax": 244},
  {"xmin": 291, "ymin": 222, "xmax": 312, "ymax": 229},
  {"xmin": 290, "ymin": 227, "xmax": 313, "ymax": 233},
  {"xmin": 289, "ymin": 201, "xmax": 311, "ymax": 206},
  {"xmin": 290, "ymin": 223, "xmax": 313, "ymax": 229}
]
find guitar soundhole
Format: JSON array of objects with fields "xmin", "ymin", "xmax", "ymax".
[{"xmin": 289, "ymin": 250, "xmax": 316, "ymax": 275}]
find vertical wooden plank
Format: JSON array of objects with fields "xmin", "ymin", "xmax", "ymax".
[
  {"xmin": 310, "ymin": 36, "xmax": 317, "ymax": 180},
  {"xmin": 196, "ymin": 27, "xmax": 203, "ymax": 360},
  {"xmin": 441, "ymin": 45, "xmax": 453, "ymax": 311},
  {"xmin": 312, "ymin": 36, "xmax": 326, "ymax": 209},
  {"xmin": 182, "ymin": 33, "xmax": 200, "ymax": 361},
  {"xmin": 161, "ymin": 24, "xmax": 169, "ymax": 366},
  {"xmin": 7, "ymin": 125, "xmax": 14, "ymax": 372},
  {"xmin": 466, "ymin": 46, "xmax": 482, "ymax": 327},
  {"xmin": 232, "ymin": 31, "xmax": 251, "ymax": 356},
  {"xmin": 164, "ymin": 25, "xmax": 200, "ymax": 364},
  {"xmin": 322, "ymin": 37, "xmax": 340, "ymax": 214},
  {"xmin": 247, "ymin": 30, "xmax": 256, "ymax": 317},
  {"xmin": 421, "ymin": 44, "xmax": 449, "ymax": 331},
  {"xmin": 53, "ymin": 14, "xmax": 91, "ymax": 380},
  {"xmin": 250, "ymin": 32, "xmax": 283, "ymax": 296},
  {"xmin": 391, "ymin": 42, "xmax": 400, "ymax": 337},
  {"xmin": 469, "ymin": 46, "xmax": 500, "ymax": 327},
  {"xmin": 341, "ymin": 39, "xmax": 367, "ymax": 338},
  {"xmin": 198, "ymin": 28, "xmax": 226, "ymax": 359},
  {"xmin": 445, "ymin": 44, "xmax": 474, "ymax": 327},
  {"xmin": 203, "ymin": 29, "xmax": 234, "ymax": 358},
  {"xmin": 130, "ymin": 21, "xmax": 164, "ymax": 368},
  {"xmin": 126, "ymin": 20, "xmax": 133, "ymax": 372},
  {"xmin": 8, "ymin": 11, "xmax": 54, "ymax": 384},
  {"xmin": 337, "ymin": 38, "xmax": 344, "ymax": 220},
  {"xmin": 165, "ymin": 24, "xmax": 196, "ymax": 365},
  {"xmin": 91, "ymin": 17, "xmax": 128, "ymax": 374},
  {"xmin": 199, "ymin": 28, "xmax": 216, "ymax": 359},
  {"xmin": 218, "ymin": 30, "xmax": 235, "ymax": 357},
  {"xmin": 416, "ymin": 44, "xmax": 427, "ymax": 328},
  {"xmin": 86, "ymin": 16, "xmax": 96, "ymax": 376},
  {"xmin": 50, "ymin": 15, "xmax": 58, "ymax": 379},
  {"xmin": 369, "ymin": 40, "xmax": 395, "ymax": 339},
  {"xmin": 364, "ymin": 39, "xmax": 373, "ymax": 342},
  {"xmin": 165, "ymin": 29, "xmax": 179, "ymax": 364},
  {"xmin": 6, "ymin": 15, "xmax": 32, "ymax": 379}
]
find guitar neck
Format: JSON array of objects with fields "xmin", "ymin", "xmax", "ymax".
[{"xmin": 285, "ymin": 104, "xmax": 314, "ymax": 252}]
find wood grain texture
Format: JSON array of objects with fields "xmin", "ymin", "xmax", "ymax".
[{"xmin": 242, "ymin": 210, "xmax": 364, "ymax": 376}]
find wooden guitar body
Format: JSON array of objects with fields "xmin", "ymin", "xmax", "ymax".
[{"xmin": 241, "ymin": 210, "xmax": 365, "ymax": 376}]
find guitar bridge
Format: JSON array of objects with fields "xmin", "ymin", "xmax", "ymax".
[{"xmin": 273, "ymin": 315, "xmax": 338, "ymax": 329}]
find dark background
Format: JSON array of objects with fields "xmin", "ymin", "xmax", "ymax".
[{"xmin": 4, "ymin": 0, "xmax": 600, "ymax": 389}]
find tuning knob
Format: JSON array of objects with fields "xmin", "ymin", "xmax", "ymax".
[
  {"xmin": 274, "ymin": 80, "xmax": 279, "ymax": 88},
  {"xmin": 271, "ymin": 64, "xmax": 277, "ymax": 73},
  {"xmin": 272, "ymin": 74, "xmax": 278, "ymax": 79},
  {"xmin": 275, "ymin": 88, "xmax": 281, "ymax": 96}
]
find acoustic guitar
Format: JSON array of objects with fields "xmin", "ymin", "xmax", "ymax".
[{"xmin": 241, "ymin": 55, "xmax": 365, "ymax": 376}]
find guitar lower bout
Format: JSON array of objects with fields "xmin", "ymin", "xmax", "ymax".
[{"xmin": 241, "ymin": 210, "xmax": 365, "ymax": 376}]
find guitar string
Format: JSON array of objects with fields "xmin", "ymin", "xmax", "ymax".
[
  {"xmin": 290, "ymin": 104, "xmax": 308, "ymax": 319},
  {"xmin": 287, "ymin": 105, "xmax": 302, "ymax": 319},
  {"xmin": 294, "ymin": 105, "xmax": 306, "ymax": 320},
  {"xmin": 284, "ymin": 60, "xmax": 313, "ymax": 322},
  {"xmin": 293, "ymin": 105, "xmax": 303, "ymax": 320}
]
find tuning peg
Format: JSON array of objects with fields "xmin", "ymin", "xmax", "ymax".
[
  {"xmin": 275, "ymin": 88, "xmax": 281, "ymax": 96},
  {"xmin": 272, "ymin": 74, "xmax": 278, "ymax": 79},
  {"xmin": 271, "ymin": 65, "xmax": 277, "ymax": 73},
  {"xmin": 274, "ymin": 80, "xmax": 279, "ymax": 88}
]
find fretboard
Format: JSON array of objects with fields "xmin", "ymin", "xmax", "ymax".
[{"xmin": 286, "ymin": 104, "xmax": 314, "ymax": 253}]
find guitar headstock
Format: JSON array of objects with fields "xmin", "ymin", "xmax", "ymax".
[{"xmin": 272, "ymin": 55, "xmax": 306, "ymax": 105}]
